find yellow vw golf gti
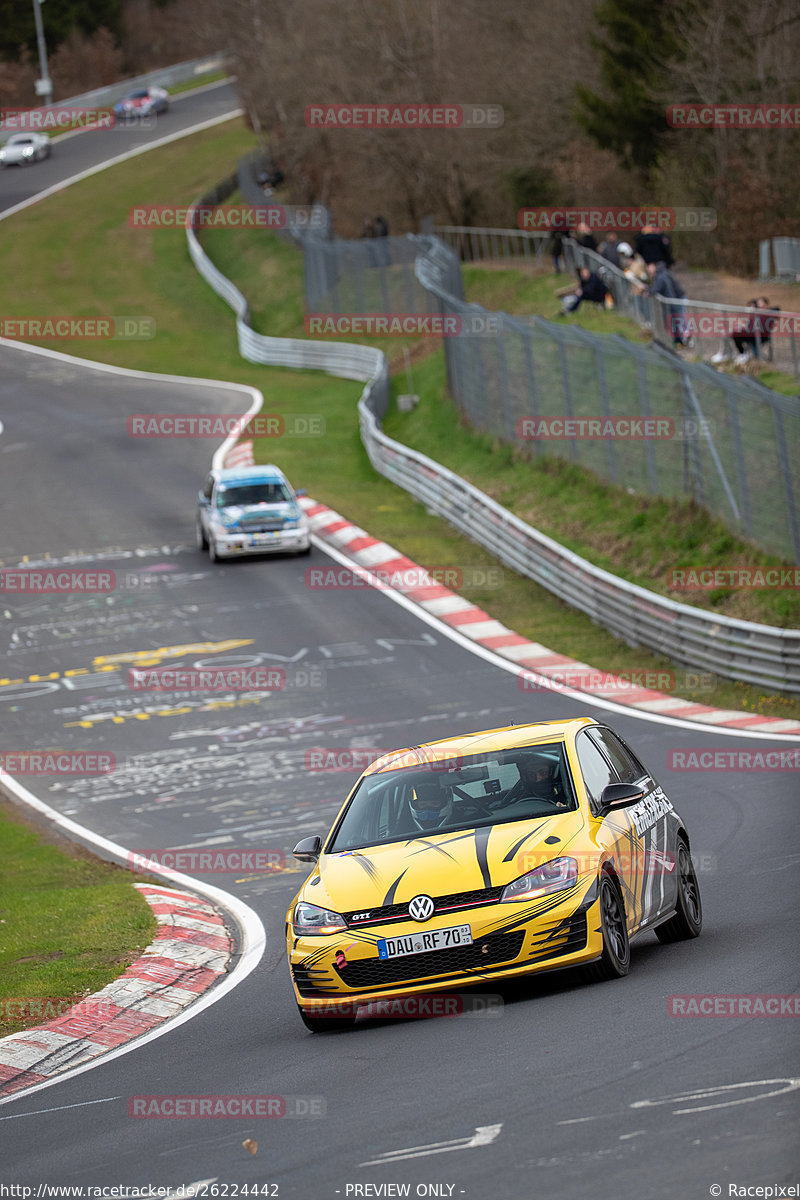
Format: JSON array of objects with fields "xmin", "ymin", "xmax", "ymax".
[{"xmin": 286, "ymin": 717, "xmax": 702, "ymax": 1031}]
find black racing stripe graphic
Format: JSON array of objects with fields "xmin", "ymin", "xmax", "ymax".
[
  {"xmin": 474, "ymin": 826, "xmax": 492, "ymax": 889},
  {"xmin": 382, "ymin": 869, "xmax": 409, "ymax": 906},
  {"xmin": 349, "ymin": 852, "xmax": 381, "ymax": 884},
  {"xmin": 406, "ymin": 840, "xmax": 458, "ymax": 861},
  {"xmin": 502, "ymin": 828, "xmax": 542, "ymax": 863}
]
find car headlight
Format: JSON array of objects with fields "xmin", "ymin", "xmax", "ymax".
[
  {"xmin": 293, "ymin": 901, "xmax": 347, "ymax": 935},
  {"xmin": 213, "ymin": 512, "xmax": 238, "ymax": 529},
  {"xmin": 500, "ymin": 856, "xmax": 578, "ymax": 902}
]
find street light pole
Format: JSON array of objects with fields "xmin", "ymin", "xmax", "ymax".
[{"xmin": 32, "ymin": 0, "xmax": 53, "ymax": 105}]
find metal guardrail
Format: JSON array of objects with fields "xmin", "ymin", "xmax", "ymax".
[
  {"xmin": 185, "ymin": 170, "xmax": 800, "ymax": 694},
  {"xmin": 435, "ymin": 226, "xmax": 550, "ymax": 265}
]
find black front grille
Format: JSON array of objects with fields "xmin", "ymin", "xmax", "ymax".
[
  {"xmin": 343, "ymin": 884, "xmax": 505, "ymax": 929},
  {"xmin": 334, "ymin": 929, "xmax": 525, "ymax": 990}
]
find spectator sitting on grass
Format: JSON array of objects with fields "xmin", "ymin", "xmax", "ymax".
[
  {"xmin": 732, "ymin": 297, "xmax": 779, "ymax": 365},
  {"xmin": 559, "ymin": 266, "xmax": 609, "ymax": 314}
]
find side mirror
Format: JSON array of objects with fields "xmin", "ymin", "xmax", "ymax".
[
  {"xmin": 294, "ymin": 487, "xmax": 307, "ymax": 498},
  {"xmin": 198, "ymin": 492, "xmax": 210, "ymax": 506},
  {"xmin": 293, "ymin": 835, "xmax": 322, "ymax": 862},
  {"xmin": 598, "ymin": 782, "xmax": 645, "ymax": 814}
]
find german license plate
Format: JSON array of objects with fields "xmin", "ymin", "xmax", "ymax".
[
  {"xmin": 250, "ymin": 532, "xmax": 280, "ymax": 545},
  {"xmin": 377, "ymin": 924, "xmax": 472, "ymax": 960}
]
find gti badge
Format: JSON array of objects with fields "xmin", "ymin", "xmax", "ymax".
[{"xmin": 408, "ymin": 894, "xmax": 435, "ymax": 922}]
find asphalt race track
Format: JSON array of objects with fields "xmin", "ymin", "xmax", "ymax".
[
  {"xmin": 0, "ymin": 95, "xmax": 798, "ymax": 1200},
  {"xmin": 0, "ymin": 81, "xmax": 241, "ymax": 218}
]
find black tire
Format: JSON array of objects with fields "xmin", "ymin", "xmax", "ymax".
[
  {"xmin": 208, "ymin": 537, "xmax": 219, "ymax": 563},
  {"xmin": 195, "ymin": 519, "xmax": 207, "ymax": 551},
  {"xmin": 298, "ymin": 1005, "xmax": 357, "ymax": 1033},
  {"xmin": 298, "ymin": 543, "xmax": 312, "ymax": 556},
  {"xmin": 655, "ymin": 840, "xmax": 702, "ymax": 943},
  {"xmin": 585, "ymin": 874, "xmax": 630, "ymax": 982}
]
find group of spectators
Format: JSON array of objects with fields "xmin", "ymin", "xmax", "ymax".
[
  {"xmin": 553, "ymin": 221, "xmax": 782, "ymax": 365},
  {"xmin": 556, "ymin": 223, "xmax": 691, "ymax": 347}
]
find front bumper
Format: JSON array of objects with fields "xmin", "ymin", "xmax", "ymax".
[
  {"xmin": 288, "ymin": 883, "xmax": 602, "ymax": 1012},
  {"xmin": 212, "ymin": 527, "xmax": 310, "ymax": 556}
]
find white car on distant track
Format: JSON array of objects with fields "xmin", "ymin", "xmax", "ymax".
[{"xmin": 0, "ymin": 132, "xmax": 51, "ymax": 166}]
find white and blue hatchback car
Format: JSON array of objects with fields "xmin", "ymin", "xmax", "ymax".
[{"xmin": 196, "ymin": 465, "xmax": 311, "ymax": 561}]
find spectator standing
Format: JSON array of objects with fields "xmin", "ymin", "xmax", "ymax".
[
  {"xmin": 575, "ymin": 222, "xmax": 598, "ymax": 251},
  {"xmin": 599, "ymin": 231, "xmax": 621, "ymax": 269},
  {"xmin": 646, "ymin": 260, "xmax": 690, "ymax": 347},
  {"xmin": 635, "ymin": 224, "xmax": 673, "ymax": 267}
]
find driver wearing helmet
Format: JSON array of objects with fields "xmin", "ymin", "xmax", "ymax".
[
  {"xmin": 506, "ymin": 756, "xmax": 567, "ymax": 808},
  {"xmin": 408, "ymin": 777, "xmax": 454, "ymax": 831}
]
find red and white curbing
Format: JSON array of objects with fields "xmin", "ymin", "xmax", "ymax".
[
  {"xmin": 220, "ymin": 438, "xmax": 799, "ymax": 734},
  {"xmin": 0, "ymin": 884, "xmax": 232, "ymax": 1098},
  {"xmin": 293, "ymin": 491, "xmax": 800, "ymax": 738}
]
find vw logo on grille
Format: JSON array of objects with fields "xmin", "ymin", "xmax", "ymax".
[{"xmin": 408, "ymin": 894, "xmax": 435, "ymax": 922}]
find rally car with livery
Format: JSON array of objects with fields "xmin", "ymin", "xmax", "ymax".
[
  {"xmin": 196, "ymin": 464, "xmax": 311, "ymax": 561},
  {"xmin": 286, "ymin": 717, "xmax": 702, "ymax": 1031}
]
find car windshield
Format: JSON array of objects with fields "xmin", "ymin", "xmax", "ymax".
[
  {"xmin": 10, "ymin": 136, "xmax": 33, "ymax": 145},
  {"xmin": 215, "ymin": 482, "xmax": 291, "ymax": 508},
  {"xmin": 328, "ymin": 742, "xmax": 577, "ymax": 852}
]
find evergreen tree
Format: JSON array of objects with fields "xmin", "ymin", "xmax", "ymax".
[{"xmin": 575, "ymin": 0, "xmax": 682, "ymax": 170}]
